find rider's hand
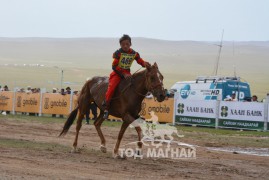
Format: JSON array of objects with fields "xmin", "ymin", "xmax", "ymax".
[
  {"xmin": 124, "ymin": 74, "xmax": 132, "ymax": 80},
  {"xmin": 144, "ymin": 61, "xmax": 151, "ymax": 68}
]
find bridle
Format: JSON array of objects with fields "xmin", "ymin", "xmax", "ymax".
[
  {"xmin": 145, "ymin": 70, "xmax": 163, "ymax": 97},
  {"xmin": 132, "ymin": 68, "xmax": 164, "ymax": 98}
]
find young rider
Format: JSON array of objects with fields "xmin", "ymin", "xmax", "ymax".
[{"xmin": 103, "ymin": 34, "xmax": 150, "ymax": 119}]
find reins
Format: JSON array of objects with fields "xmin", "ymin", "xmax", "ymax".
[{"xmin": 110, "ymin": 67, "xmax": 146, "ymax": 100}]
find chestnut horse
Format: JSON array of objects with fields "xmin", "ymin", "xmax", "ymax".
[{"xmin": 59, "ymin": 62, "xmax": 165, "ymax": 158}]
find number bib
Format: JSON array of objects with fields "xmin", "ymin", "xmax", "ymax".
[{"xmin": 118, "ymin": 53, "xmax": 136, "ymax": 69}]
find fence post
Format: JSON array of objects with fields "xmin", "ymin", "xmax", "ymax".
[
  {"xmin": 215, "ymin": 94, "xmax": 222, "ymax": 129},
  {"xmin": 264, "ymin": 93, "xmax": 269, "ymax": 131},
  {"xmin": 12, "ymin": 90, "xmax": 16, "ymax": 115},
  {"xmin": 172, "ymin": 93, "xmax": 178, "ymax": 126},
  {"xmin": 69, "ymin": 91, "xmax": 73, "ymax": 113},
  {"xmin": 39, "ymin": 92, "xmax": 43, "ymax": 117}
]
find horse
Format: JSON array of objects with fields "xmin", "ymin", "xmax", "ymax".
[{"xmin": 59, "ymin": 62, "xmax": 165, "ymax": 158}]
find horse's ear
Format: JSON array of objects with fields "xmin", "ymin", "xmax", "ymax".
[
  {"xmin": 154, "ymin": 62, "xmax": 158, "ymax": 69},
  {"xmin": 146, "ymin": 64, "xmax": 151, "ymax": 71}
]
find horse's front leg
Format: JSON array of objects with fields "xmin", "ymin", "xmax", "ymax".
[
  {"xmin": 135, "ymin": 126, "xmax": 143, "ymax": 156},
  {"xmin": 114, "ymin": 121, "xmax": 129, "ymax": 158},
  {"xmin": 114, "ymin": 113, "xmax": 136, "ymax": 158}
]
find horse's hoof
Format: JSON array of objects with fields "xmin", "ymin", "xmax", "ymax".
[
  {"xmin": 71, "ymin": 148, "xmax": 78, "ymax": 153},
  {"xmin": 100, "ymin": 145, "xmax": 107, "ymax": 153},
  {"xmin": 135, "ymin": 149, "xmax": 142, "ymax": 156},
  {"xmin": 114, "ymin": 154, "xmax": 127, "ymax": 159}
]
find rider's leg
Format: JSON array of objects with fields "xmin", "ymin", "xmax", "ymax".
[{"xmin": 103, "ymin": 73, "xmax": 121, "ymax": 119}]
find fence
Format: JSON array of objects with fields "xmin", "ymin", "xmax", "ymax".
[
  {"xmin": 174, "ymin": 93, "xmax": 269, "ymax": 131},
  {"xmin": 0, "ymin": 91, "xmax": 76, "ymax": 115},
  {"xmin": 1, "ymin": 91, "xmax": 268, "ymax": 131},
  {"xmin": 0, "ymin": 91, "xmax": 174, "ymax": 123}
]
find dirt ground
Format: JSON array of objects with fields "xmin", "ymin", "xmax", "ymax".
[{"xmin": 0, "ymin": 117, "xmax": 269, "ymax": 180}]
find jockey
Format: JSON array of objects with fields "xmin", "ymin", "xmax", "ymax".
[{"xmin": 103, "ymin": 34, "xmax": 150, "ymax": 119}]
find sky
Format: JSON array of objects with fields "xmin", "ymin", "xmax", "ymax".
[{"xmin": 0, "ymin": 0, "xmax": 268, "ymax": 41}]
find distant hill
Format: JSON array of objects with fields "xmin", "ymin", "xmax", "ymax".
[{"xmin": 0, "ymin": 38, "xmax": 268, "ymax": 98}]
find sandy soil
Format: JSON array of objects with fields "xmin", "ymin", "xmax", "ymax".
[{"xmin": 0, "ymin": 118, "xmax": 269, "ymax": 180}]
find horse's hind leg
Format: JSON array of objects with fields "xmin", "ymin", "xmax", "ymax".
[
  {"xmin": 72, "ymin": 112, "xmax": 84, "ymax": 153},
  {"xmin": 135, "ymin": 126, "xmax": 143, "ymax": 156},
  {"xmin": 94, "ymin": 111, "xmax": 107, "ymax": 153}
]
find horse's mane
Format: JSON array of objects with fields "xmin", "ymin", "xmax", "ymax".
[{"xmin": 132, "ymin": 69, "xmax": 147, "ymax": 79}]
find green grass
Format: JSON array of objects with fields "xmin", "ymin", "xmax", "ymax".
[
  {"xmin": 0, "ymin": 114, "xmax": 123, "ymax": 127},
  {"xmin": 2, "ymin": 114, "xmax": 268, "ymax": 136},
  {"xmin": 0, "ymin": 138, "xmax": 70, "ymax": 152},
  {"xmin": 175, "ymin": 125, "xmax": 269, "ymax": 148},
  {"xmin": 0, "ymin": 114, "xmax": 67, "ymax": 124},
  {"xmin": 2, "ymin": 114, "xmax": 269, "ymax": 148},
  {"xmin": 176, "ymin": 125, "xmax": 269, "ymax": 137}
]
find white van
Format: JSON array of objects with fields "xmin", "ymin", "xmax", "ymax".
[{"xmin": 171, "ymin": 76, "xmax": 251, "ymax": 101}]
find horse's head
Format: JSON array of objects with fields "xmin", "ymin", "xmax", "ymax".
[{"xmin": 145, "ymin": 62, "xmax": 166, "ymax": 102}]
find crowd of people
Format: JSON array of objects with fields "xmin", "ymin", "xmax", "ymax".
[
  {"xmin": 0, "ymin": 85, "xmax": 9, "ymax": 91},
  {"xmin": 0, "ymin": 84, "xmax": 81, "ymax": 95}
]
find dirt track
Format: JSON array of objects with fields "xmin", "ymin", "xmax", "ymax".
[{"xmin": 0, "ymin": 117, "xmax": 269, "ymax": 180}]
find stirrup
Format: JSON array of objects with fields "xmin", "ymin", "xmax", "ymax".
[
  {"xmin": 103, "ymin": 110, "xmax": 109, "ymax": 119},
  {"xmin": 102, "ymin": 100, "xmax": 106, "ymax": 107}
]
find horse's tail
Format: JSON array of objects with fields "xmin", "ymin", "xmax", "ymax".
[{"xmin": 59, "ymin": 106, "xmax": 79, "ymax": 137}]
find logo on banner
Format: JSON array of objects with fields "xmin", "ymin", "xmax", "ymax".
[
  {"xmin": 0, "ymin": 95, "xmax": 10, "ymax": 101},
  {"xmin": 221, "ymin": 106, "xmax": 228, "ymax": 117},
  {"xmin": 0, "ymin": 95, "xmax": 10, "ymax": 106},
  {"xmin": 140, "ymin": 101, "xmax": 171, "ymax": 116},
  {"xmin": 118, "ymin": 112, "xmax": 196, "ymax": 160},
  {"xmin": 180, "ymin": 84, "xmax": 191, "ymax": 99},
  {"xmin": 17, "ymin": 96, "xmax": 22, "ymax": 107},
  {"xmin": 44, "ymin": 98, "xmax": 49, "ymax": 109},
  {"xmin": 177, "ymin": 103, "xmax": 184, "ymax": 114},
  {"xmin": 140, "ymin": 102, "xmax": 146, "ymax": 116}
]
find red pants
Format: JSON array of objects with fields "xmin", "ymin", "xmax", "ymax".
[{"xmin": 105, "ymin": 71, "xmax": 130, "ymax": 103}]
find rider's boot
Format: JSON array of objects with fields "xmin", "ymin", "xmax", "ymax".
[{"xmin": 102, "ymin": 100, "xmax": 110, "ymax": 119}]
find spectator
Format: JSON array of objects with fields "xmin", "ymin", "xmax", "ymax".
[
  {"xmin": 59, "ymin": 88, "xmax": 65, "ymax": 118},
  {"xmin": 252, "ymin": 95, "xmax": 258, "ymax": 102},
  {"xmin": 85, "ymin": 102, "xmax": 98, "ymax": 125},
  {"xmin": 73, "ymin": 90, "xmax": 79, "ymax": 95},
  {"xmin": 60, "ymin": 88, "xmax": 65, "ymax": 95},
  {"xmin": 224, "ymin": 95, "xmax": 232, "ymax": 101},
  {"xmin": 231, "ymin": 93, "xmax": 238, "ymax": 101},
  {"xmin": 66, "ymin": 87, "xmax": 71, "ymax": 94},
  {"xmin": 168, "ymin": 89, "xmax": 176, "ymax": 98},
  {"xmin": 3, "ymin": 85, "xmax": 9, "ymax": 91},
  {"xmin": 3, "ymin": 85, "xmax": 10, "ymax": 114},
  {"xmin": 31, "ymin": 88, "xmax": 36, "ymax": 93},
  {"xmin": 243, "ymin": 97, "xmax": 252, "ymax": 102},
  {"xmin": 26, "ymin": 86, "xmax": 31, "ymax": 93},
  {"xmin": 164, "ymin": 89, "xmax": 170, "ymax": 100},
  {"xmin": 52, "ymin": 88, "xmax": 57, "ymax": 93},
  {"xmin": 225, "ymin": 93, "xmax": 238, "ymax": 101},
  {"xmin": 52, "ymin": 88, "xmax": 57, "ymax": 118}
]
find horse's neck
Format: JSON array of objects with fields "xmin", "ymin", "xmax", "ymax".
[{"xmin": 132, "ymin": 70, "xmax": 148, "ymax": 96}]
